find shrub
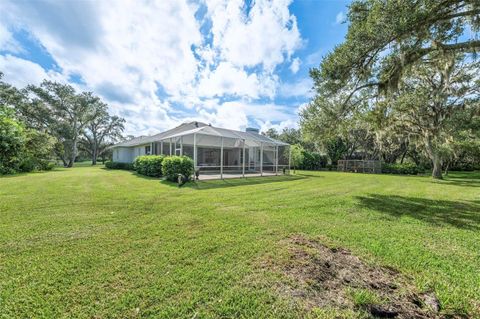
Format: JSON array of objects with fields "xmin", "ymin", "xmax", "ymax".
[
  {"xmin": 382, "ymin": 163, "xmax": 424, "ymax": 175},
  {"xmin": 105, "ymin": 161, "xmax": 134, "ymax": 170},
  {"xmin": 133, "ymin": 155, "xmax": 165, "ymax": 177},
  {"xmin": 42, "ymin": 162, "xmax": 56, "ymax": 171},
  {"xmin": 0, "ymin": 116, "xmax": 25, "ymax": 174},
  {"xmin": 19, "ymin": 158, "xmax": 36, "ymax": 172},
  {"xmin": 450, "ymin": 162, "xmax": 479, "ymax": 171},
  {"xmin": 300, "ymin": 151, "xmax": 328, "ymax": 170},
  {"xmin": 326, "ymin": 164, "xmax": 337, "ymax": 171},
  {"xmin": 162, "ymin": 156, "xmax": 194, "ymax": 182}
]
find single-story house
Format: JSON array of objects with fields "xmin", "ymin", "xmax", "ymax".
[{"xmin": 111, "ymin": 121, "xmax": 290, "ymax": 178}]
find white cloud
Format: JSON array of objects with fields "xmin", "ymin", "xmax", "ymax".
[
  {"xmin": 205, "ymin": 0, "xmax": 302, "ymax": 71},
  {"xmin": 279, "ymin": 78, "xmax": 312, "ymax": 98},
  {"xmin": 0, "ymin": 0, "xmax": 305, "ymax": 135},
  {"xmin": 0, "ymin": 24, "xmax": 22, "ymax": 53},
  {"xmin": 258, "ymin": 118, "xmax": 298, "ymax": 134},
  {"xmin": 196, "ymin": 62, "xmax": 273, "ymax": 99},
  {"xmin": 0, "ymin": 55, "xmax": 64, "ymax": 88},
  {"xmin": 289, "ymin": 57, "xmax": 300, "ymax": 73},
  {"xmin": 335, "ymin": 11, "xmax": 346, "ymax": 25},
  {"xmin": 305, "ymin": 49, "xmax": 323, "ymax": 66}
]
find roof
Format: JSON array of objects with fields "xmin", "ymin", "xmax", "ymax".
[{"xmin": 112, "ymin": 121, "xmax": 288, "ymax": 148}]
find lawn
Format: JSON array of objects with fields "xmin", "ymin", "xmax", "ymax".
[{"xmin": 0, "ymin": 166, "xmax": 479, "ymax": 318}]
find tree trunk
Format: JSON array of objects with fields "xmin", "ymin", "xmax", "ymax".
[
  {"xmin": 425, "ymin": 136, "xmax": 443, "ymax": 180},
  {"xmin": 92, "ymin": 144, "xmax": 97, "ymax": 165},
  {"xmin": 432, "ymin": 153, "xmax": 443, "ymax": 179},
  {"xmin": 68, "ymin": 139, "xmax": 77, "ymax": 168},
  {"xmin": 400, "ymin": 149, "xmax": 407, "ymax": 164},
  {"xmin": 444, "ymin": 162, "xmax": 449, "ymax": 176},
  {"xmin": 92, "ymin": 134, "xmax": 98, "ymax": 165}
]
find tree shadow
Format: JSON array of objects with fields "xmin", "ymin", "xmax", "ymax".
[
  {"xmin": 355, "ymin": 194, "xmax": 480, "ymax": 231},
  {"xmin": 437, "ymin": 171, "xmax": 480, "ymax": 188},
  {"xmin": 294, "ymin": 171, "xmax": 327, "ymax": 178},
  {"xmin": 0, "ymin": 168, "xmax": 67, "ymax": 178},
  {"xmin": 437, "ymin": 179, "xmax": 480, "ymax": 187},
  {"xmin": 167, "ymin": 175, "xmax": 307, "ymax": 190}
]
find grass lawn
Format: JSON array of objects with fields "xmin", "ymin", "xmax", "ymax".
[{"xmin": 0, "ymin": 166, "xmax": 479, "ymax": 318}]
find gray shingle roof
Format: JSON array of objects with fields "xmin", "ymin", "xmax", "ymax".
[{"xmin": 112, "ymin": 121, "xmax": 288, "ymax": 148}]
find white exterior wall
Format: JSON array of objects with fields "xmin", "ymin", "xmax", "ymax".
[
  {"xmin": 113, "ymin": 144, "xmax": 152, "ymax": 163},
  {"xmin": 113, "ymin": 147, "xmax": 134, "ymax": 163},
  {"xmin": 133, "ymin": 145, "xmax": 148, "ymax": 158}
]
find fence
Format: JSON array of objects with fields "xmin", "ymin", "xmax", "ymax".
[{"xmin": 337, "ymin": 160, "xmax": 382, "ymax": 174}]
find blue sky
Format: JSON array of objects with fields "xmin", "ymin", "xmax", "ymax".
[{"xmin": 0, "ymin": 0, "xmax": 349, "ymax": 135}]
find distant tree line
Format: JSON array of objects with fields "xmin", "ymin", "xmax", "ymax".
[
  {"xmin": 298, "ymin": 0, "xmax": 480, "ymax": 179},
  {"xmin": 0, "ymin": 73, "xmax": 125, "ymax": 174}
]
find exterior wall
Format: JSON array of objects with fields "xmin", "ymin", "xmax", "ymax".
[
  {"xmin": 112, "ymin": 144, "xmax": 151, "ymax": 163},
  {"xmin": 133, "ymin": 145, "xmax": 147, "ymax": 158},
  {"xmin": 113, "ymin": 147, "xmax": 134, "ymax": 163}
]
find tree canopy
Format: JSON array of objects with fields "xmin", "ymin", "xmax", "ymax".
[
  {"xmin": 0, "ymin": 73, "xmax": 125, "ymax": 173},
  {"xmin": 302, "ymin": 0, "xmax": 480, "ymax": 179},
  {"xmin": 312, "ymin": 0, "xmax": 480, "ymax": 102}
]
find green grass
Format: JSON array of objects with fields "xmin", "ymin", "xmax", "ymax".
[
  {"xmin": 0, "ymin": 166, "xmax": 479, "ymax": 318},
  {"xmin": 348, "ymin": 288, "xmax": 384, "ymax": 307}
]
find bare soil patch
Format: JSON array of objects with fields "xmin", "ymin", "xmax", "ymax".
[{"xmin": 268, "ymin": 235, "xmax": 460, "ymax": 318}]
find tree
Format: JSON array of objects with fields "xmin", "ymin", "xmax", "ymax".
[
  {"xmin": 0, "ymin": 112, "xmax": 25, "ymax": 174},
  {"xmin": 26, "ymin": 81, "xmax": 97, "ymax": 167},
  {"xmin": 378, "ymin": 56, "xmax": 479, "ymax": 178},
  {"xmin": 324, "ymin": 138, "xmax": 349, "ymax": 165},
  {"xmin": 290, "ymin": 144, "xmax": 304, "ymax": 174},
  {"xmin": 311, "ymin": 0, "xmax": 480, "ymax": 104},
  {"xmin": 80, "ymin": 102, "xmax": 125, "ymax": 165},
  {"xmin": 300, "ymin": 95, "xmax": 378, "ymax": 163},
  {"xmin": 262, "ymin": 128, "xmax": 280, "ymax": 140},
  {"xmin": 307, "ymin": 0, "xmax": 480, "ymax": 178},
  {"xmin": 1, "ymin": 74, "xmax": 56, "ymax": 173}
]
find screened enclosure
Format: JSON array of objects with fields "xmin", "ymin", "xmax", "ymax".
[{"xmin": 149, "ymin": 125, "xmax": 291, "ymax": 179}]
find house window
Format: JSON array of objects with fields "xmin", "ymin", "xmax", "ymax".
[{"xmin": 145, "ymin": 145, "xmax": 151, "ymax": 155}]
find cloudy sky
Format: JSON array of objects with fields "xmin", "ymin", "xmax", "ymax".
[{"xmin": 0, "ymin": 0, "xmax": 349, "ymax": 135}]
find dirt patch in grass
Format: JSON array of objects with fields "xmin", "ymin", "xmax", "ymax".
[{"xmin": 267, "ymin": 235, "xmax": 458, "ymax": 318}]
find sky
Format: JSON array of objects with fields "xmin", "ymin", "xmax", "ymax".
[{"xmin": 0, "ymin": 0, "xmax": 350, "ymax": 135}]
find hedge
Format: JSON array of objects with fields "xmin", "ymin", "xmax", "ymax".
[
  {"xmin": 133, "ymin": 155, "xmax": 164, "ymax": 177},
  {"xmin": 105, "ymin": 161, "xmax": 134, "ymax": 170},
  {"xmin": 299, "ymin": 151, "xmax": 328, "ymax": 170},
  {"xmin": 162, "ymin": 156, "xmax": 194, "ymax": 182},
  {"xmin": 382, "ymin": 163, "xmax": 424, "ymax": 175}
]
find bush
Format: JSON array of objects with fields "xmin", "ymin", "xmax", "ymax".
[
  {"xmin": 450, "ymin": 162, "xmax": 479, "ymax": 171},
  {"xmin": 326, "ymin": 164, "xmax": 337, "ymax": 171},
  {"xmin": 162, "ymin": 156, "xmax": 194, "ymax": 182},
  {"xmin": 105, "ymin": 161, "xmax": 134, "ymax": 170},
  {"xmin": 0, "ymin": 116, "xmax": 25, "ymax": 174},
  {"xmin": 133, "ymin": 155, "xmax": 165, "ymax": 177},
  {"xmin": 382, "ymin": 163, "xmax": 424, "ymax": 175},
  {"xmin": 300, "ymin": 151, "xmax": 328, "ymax": 170},
  {"xmin": 42, "ymin": 162, "xmax": 56, "ymax": 171},
  {"xmin": 18, "ymin": 158, "xmax": 56, "ymax": 173}
]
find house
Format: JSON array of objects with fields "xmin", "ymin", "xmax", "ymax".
[{"xmin": 111, "ymin": 121, "xmax": 290, "ymax": 178}]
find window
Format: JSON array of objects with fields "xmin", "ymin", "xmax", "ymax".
[{"xmin": 145, "ymin": 145, "xmax": 151, "ymax": 155}]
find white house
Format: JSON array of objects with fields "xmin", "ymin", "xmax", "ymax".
[{"xmin": 111, "ymin": 121, "xmax": 290, "ymax": 178}]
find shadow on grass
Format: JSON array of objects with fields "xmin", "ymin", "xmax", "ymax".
[
  {"xmin": 356, "ymin": 194, "xmax": 480, "ymax": 231},
  {"xmin": 0, "ymin": 168, "xmax": 68, "ymax": 178},
  {"xmin": 162, "ymin": 175, "xmax": 307, "ymax": 190},
  {"xmin": 294, "ymin": 171, "xmax": 328, "ymax": 178},
  {"xmin": 438, "ymin": 171, "xmax": 480, "ymax": 188}
]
